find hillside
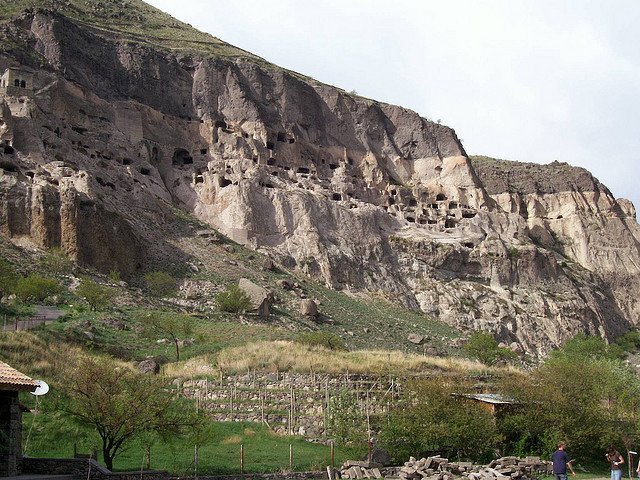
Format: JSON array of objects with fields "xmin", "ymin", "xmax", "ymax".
[{"xmin": 0, "ymin": 0, "xmax": 638, "ymax": 359}]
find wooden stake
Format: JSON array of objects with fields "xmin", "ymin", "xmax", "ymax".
[
  {"xmin": 289, "ymin": 443, "xmax": 293, "ymax": 470},
  {"xmin": 240, "ymin": 444, "xmax": 244, "ymax": 474}
]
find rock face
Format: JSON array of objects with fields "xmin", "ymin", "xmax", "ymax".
[{"xmin": 0, "ymin": 5, "xmax": 639, "ymax": 356}]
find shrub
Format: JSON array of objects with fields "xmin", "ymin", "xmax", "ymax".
[
  {"xmin": 108, "ymin": 270, "xmax": 121, "ymax": 283},
  {"xmin": 465, "ymin": 331, "xmax": 516, "ymax": 366},
  {"xmin": 381, "ymin": 377, "xmax": 499, "ymax": 463},
  {"xmin": 42, "ymin": 247, "xmax": 73, "ymax": 275},
  {"xmin": 296, "ymin": 331, "xmax": 347, "ymax": 351},
  {"xmin": 0, "ymin": 259, "xmax": 18, "ymax": 297},
  {"xmin": 216, "ymin": 285, "xmax": 251, "ymax": 315},
  {"xmin": 143, "ymin": 271, "xmax": 176, "ymax": 297},
  {"xmin": 326, "ymin": 389, "xmax": 367, "ymax": 447},
  {"xmin": 76, "ymin": 276, "xmax": 116, "ymax": 311},
  {"xmin": 15, "ymin": 275, "xmax": 62, "ymax": 302}
]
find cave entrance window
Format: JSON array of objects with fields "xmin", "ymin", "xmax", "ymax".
[
  {"xmin": 409, "ymin": 199, "xmax": 418, "ymax": 207},
  {"xmin": 267, "ymin": 158, "xmax": 276, "ymax": 166},
  {"xmin": 219, "ymin": 177, "xmax": 232, "ymax": 188},
  {"xmin": 151, "ymin": 147, "xmax": 159, "ymax": 164},
  {"xmin": 266, "ymin": 141, "xmax": 275, "ymax": 150},
  {"xmin": 445, "ymin": 219, "xmax": 456, "ymax": 228},
  {"xmin": 14, "ymin": 79, "xmax": 19, "ymax": 87},
  {"xmin": 4, "ymin": 145, "xmax": 15, "ymax": 154},
  {"xmin": 427, "ymin": 219, "xmax": 437, "ymax": 225},
  {"xmin": 296, "ymin": 167, "xmax": 310, "ymax": 174},
  {"xmin": 20, "ymin": 80, "xmax": 26, "ymax": 88},
  {"xmin": 332, "ymin": 193, "xmax": 342, "ymax": 201},
  {"xmin": 214, "ymin": 120, "xmax": 227, "ymax": 129},
  {"xmin": 140, "ymin": 167, "xmax": 151, "ymax": 176},
  {"xmin": 172, "ymin": 148, "xmax": 193, "ymax": 166},
  {"xmin": 200, "ymin": 148, "xmax": 208, "ymax": 155},
  {"xmin": 122, "ymin": 158, "xmax": 132, "ymax": 165},
  {"xmin": 462, "ymin": 211, "xmax": 476, "ymax": 219},
  {"xmin": 195, "ymin": 174, "xmax": 204, "ymax": 184},
  {"xmin": 277, "ymin": 132, "xmax": 286, "ymax": 142},
  {"xmin": 436, "ymin": 193, "xmax": 447, "ymax": 201},
  {"xmin": 329, "ymin": 164, "xmax": 338, "ymax": 170},
  {"xmin": 406, "ymin": 216, "xmax": 415, "ymax": 223},
  {"xmin": 449, "ymin": 202, "xmax": 458, "ymax": 209}
]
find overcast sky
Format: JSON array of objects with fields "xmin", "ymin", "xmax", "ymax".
[{"xmin": 147, "ymin": 0, "xmax": 639, "ymax": 214}]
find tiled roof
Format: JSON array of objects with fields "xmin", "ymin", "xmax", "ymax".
[{"xmin": 0, "ymin": 361, "xmax": 38, "ymax": 391}]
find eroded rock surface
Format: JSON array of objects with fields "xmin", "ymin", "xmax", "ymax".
[{"xmin": 0, "ymin": 7, "xmax": 638, "ymax": 355}]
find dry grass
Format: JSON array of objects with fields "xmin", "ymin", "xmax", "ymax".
[
  {"xmin": 221, "ymin": 435, "xmax": 243, "ymax": 445},
  {"xmin": 214, "ymin": 340, "xmax": 501, "ymax": 375}
]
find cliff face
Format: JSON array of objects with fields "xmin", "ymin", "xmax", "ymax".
[{"xmin": 1, "ymin": 6, "xmax": 639, "ymax": 356}]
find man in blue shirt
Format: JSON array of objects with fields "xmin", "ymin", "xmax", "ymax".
[{"xmin": 552, "ymin": 442, "xmax": 576, "ymax": 480}]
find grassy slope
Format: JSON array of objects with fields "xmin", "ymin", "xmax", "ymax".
[{"xmin": 0, "ymin": 0, "xmax": 259, "ymax": 58}]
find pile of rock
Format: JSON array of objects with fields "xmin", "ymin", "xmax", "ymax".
[{"xmin": 339, "ymin": 456, "xmax": 550, "ymax": 480}]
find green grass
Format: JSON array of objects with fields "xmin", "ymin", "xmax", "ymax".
[
  {"xmin": 22, "ymin": 408, "xmax": 361, "ymax": 475},
  {"xmin": 43, "ymin": 307, "xmax": 293, "ymax": 363}
]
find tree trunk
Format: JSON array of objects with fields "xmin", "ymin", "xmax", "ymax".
[
  {"xmin": 174, "ymin": 339, "xmax": 180, "ymax": 361},
  {"xmin": 103, "ymin": 447, "xmax": 114, "ymax": 471}
]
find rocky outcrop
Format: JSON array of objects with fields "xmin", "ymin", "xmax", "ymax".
[{"xmin": 0, "ymin": 6, "xmax": 639, "ymax": 355}]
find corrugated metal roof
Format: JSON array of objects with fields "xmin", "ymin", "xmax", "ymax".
[
  {"xmin": 457, "ymin": 393, "xmax": 516, "ymax": 404},
  {"xmin": 0, "ymin": 361, "xmax": 38, "ymax": 391}
]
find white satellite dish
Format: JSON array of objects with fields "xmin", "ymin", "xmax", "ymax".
[{"xmin": 31, "ymin": 380, "xmax": 49, "ymax": 396}]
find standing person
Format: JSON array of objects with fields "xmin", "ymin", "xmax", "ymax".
[
  {"xmin": 552, "ymin": 442, "xmax": 576, "ymax": 480},
  {"xmin": 606, "ymin": 446, "xmax": 624, "ymax": 480}
]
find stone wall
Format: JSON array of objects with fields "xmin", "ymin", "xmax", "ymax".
[
  {"xmin": 22, "ymin": 457, "xmax": 168, "ymax": 480},
  {"xmin": 179, "ymin": 372, "xmax": 401, "ymax": 438},
  {"xmin": 0, "ymin": 390, "xmax": 22, "ymax": 477}
]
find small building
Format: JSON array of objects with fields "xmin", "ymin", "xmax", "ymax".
[
  {"xmin": 0, "ymin": 67, "xmax": 35, "ymax": 95},
  {"xmin": 0, "ymin": 361, "xmax": 38, "ymax": 477}
]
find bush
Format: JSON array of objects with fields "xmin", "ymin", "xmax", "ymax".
[
  {"xmin": 326, "ymin": 389, "xmax": 367, "ymax": 447},
  {"xmin": 465, "ymin": 331, "xmax": 516, "ymax": 366},
  {"xmin": 108, "ymin": 270, "xmax": 121, "ymax": 283},
  {"xmin": 15, "ymin": 275, "xmax": 62, "ymax": 302},
  {"xmin": 76, "ymin": 276, "xmax": 116, "ymax": 311},
  {"xmin": 143, "ymin": 271, "xmax": 176, "ymax": 297},
  {"xmin": 42, "ymin": 247, "xmax": 73, "ymax": 275},
  {"xmin": 381, "ymin": 377, "xmax": 499, "ymax": 463},
  {"xmin": 0, "ymin": 259, "xmax": 18, "ymax": 297},
  {"xmin": 296, "ymin": 331, "xmax": 347, "ymax": 351},
  {"xmin": 216, "ymin": 285, "xmax": 251, "ymax": 315}
]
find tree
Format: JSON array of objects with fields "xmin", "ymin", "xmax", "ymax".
[
  {"xmin": 0, "ymin": 259, "xmax": 18, "ymax": 298},
  {"xmin": 326, "ymin": 389, "xmax": 368, "ymax": 447},
  {"xmin": 139, "ymin": 311, "xmax": 194, "ymax": 361},
  {"xmin": 381, "ymin": 377, "xmax": 499, "ymax": 463},
  {"xmin": 216, "ymin": 284, "xmax": 251, "ymax": 315},
  {"xmin": 499, "ymin": 334, "xmax": 640, "ymax": 460},
  {"xmin": 465, "ymin": 331, "xmax": 516, "ymax": 366},
  {"xmin": 143, "ymin": 271, "xmax": 176, "ymax": 298},
  {"xmin": 63, "ymin": 355, "xmax": 198, "ymax": 471},
  {"xmin": 76, "ymin": 276, "xmax": 116, "ymax": 311},
  {"xmin": 42, "ymin": 247, "xmax": 73, "ymax": 275},
  {"xmin": 14, "ymin": 274, "xmax": 62, "ymax": 302}
]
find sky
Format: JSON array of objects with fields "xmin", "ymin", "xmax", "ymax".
[{"xmin": 147, "ymin": 0, "xmax": 640, "ymax": 214}]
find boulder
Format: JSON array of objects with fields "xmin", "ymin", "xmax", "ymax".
[
  {"xmin": 239, "ymin": 278, "xmax": 271, "ymax": 317},
  {"xmin": 407, "ymin": 333, "xmax": 424, "ymax": 344},
  {"xmin": 300, "ymin": 298, "xmax": 318, "ymax": 317},
  {"xmin": 137, "ymin": 359, "xmax": 160, "ymax": 374}
]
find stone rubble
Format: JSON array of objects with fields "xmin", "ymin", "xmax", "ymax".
[{"xmin": 339, "ymin": 456, "xmax": 550, "ymax": 480}]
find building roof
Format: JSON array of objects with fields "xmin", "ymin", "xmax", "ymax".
[
  {"xmin": 0, "ymin": 361, "xmax": 38, "ymax": 392},
  {"xmin": 454, "ymin": 393, "xmax": 517, "ymax": 405},
  {"xmin": 4, "ymin": 65, "xmax": 36, "ymax": 74}
]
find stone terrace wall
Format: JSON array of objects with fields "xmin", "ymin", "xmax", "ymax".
[
  {"xmin": 178, "ymin": 372, "xmax": 402, "ymax": 438},
  {"xmin": 22, "ymin": 457, "xmax": 168, "ymax": 480}
]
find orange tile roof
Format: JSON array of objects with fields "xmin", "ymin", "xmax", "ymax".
[{"xmin": 0, "ymin": 361, "xmax": 38, "ymax": 391}]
